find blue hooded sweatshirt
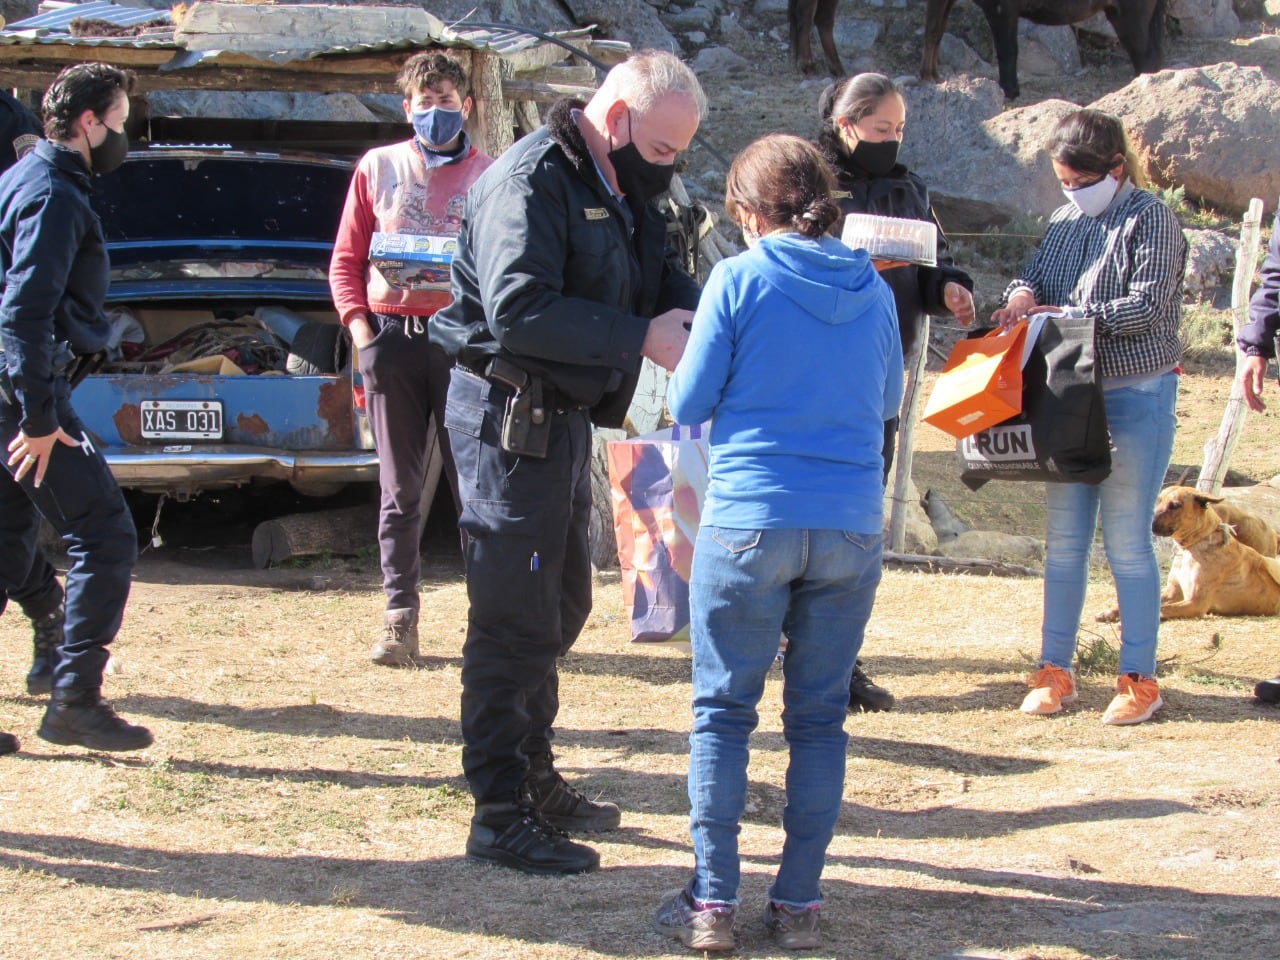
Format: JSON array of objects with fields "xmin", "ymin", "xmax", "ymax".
[{"xmin": 667, "ymin": 232, "xmax": 901, "ymax": 533}]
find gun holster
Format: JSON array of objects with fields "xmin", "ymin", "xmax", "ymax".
[{"xmin": 488, "ymin": 357, "xmax": 550, "ymax": 458}]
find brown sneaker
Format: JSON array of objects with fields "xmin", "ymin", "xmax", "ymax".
[
  {"xmin": 763, "ymin": 900, "xmax": 822, "ymax": 950},
  {"xmin": 1101, "ymin": 673, "xmax": 1163, "ymax": 726},
  {"xmin": 654, "ymin": 888, "xmax": 735, "ymax": 952},
  {"xmin": 1020, "ymin": 664, "xmax": 1078, "ymax": 715},
  {"xmin": 370, "ymin": 608, "xmax": 418, "ymax": 666}
]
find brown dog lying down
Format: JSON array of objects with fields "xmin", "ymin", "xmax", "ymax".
[{"xmin": 1097, "ymin": 486, "xmax": 1280, "ymax": 621}]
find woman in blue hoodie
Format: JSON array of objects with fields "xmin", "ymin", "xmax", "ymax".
[{"xmin": 654, "ymin": 134, "xmax": 901, "ymax": 954}]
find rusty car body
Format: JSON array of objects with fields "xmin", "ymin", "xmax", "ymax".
[{"xmin": 74, "ymin": 144, "xmax": 377, "ymax": 498}]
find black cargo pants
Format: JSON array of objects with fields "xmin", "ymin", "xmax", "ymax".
[
  {"xmin": 0, "ymin": 376, "xmax": 136, "ymax": 693},
  {"xmin": 444, "ymin": 366, "xmax": 593, "ymax": 804}
]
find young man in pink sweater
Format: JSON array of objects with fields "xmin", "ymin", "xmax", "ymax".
[{"xmin": 329, "ymin": 51, "xmax": 493, "ymax": 666}]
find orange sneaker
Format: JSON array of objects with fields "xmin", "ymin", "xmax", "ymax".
[
  {"xmin": 1020, "ymin": 664, "xmax": 1078, "ymax": 715},
  {"xmin": 1102, "ymin": 673, "xmax": 1163, "ymax": 726}
]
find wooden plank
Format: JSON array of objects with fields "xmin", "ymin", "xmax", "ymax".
[
  {"xmin": 500, "ymin": 79, "xmax": 597, "ymax": 104},
  {"xmin": 587, "ymin": 40, "xmax": 631, "ymax": 66},
  {"xmin": 512, "ymin": 64, "xmax": 596, "ymax": 86}
]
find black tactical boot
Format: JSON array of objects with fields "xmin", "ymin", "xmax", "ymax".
[
  {"xmin": 848, "ymin": 660, "xmax": 896, "ymax": 713},
  {"xmin": 25, "ymin": 603, "xmax": 64, "ymax": 696},
  {"xmin": 525, "ymin": 751, "xmax": 621, "ymax": 832},
  {"xmin": 0, "ymin": 731, "xmax": 18, "ymax": 756},
  {"xmin": 465, "ymin": 800, "xmax": 600, "ymax": 875},
  {"xmin": 37, "ymin": 689, "xmax": 153, "ymax": 752}
]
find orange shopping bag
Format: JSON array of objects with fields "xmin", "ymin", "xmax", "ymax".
[{"xmin": 922, "ymin": 320, "xmax": 1028, "ymax": 439}]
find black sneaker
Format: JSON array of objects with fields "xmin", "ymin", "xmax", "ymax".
[
  {"xmin": 0, "ymin": 731, "xmax": 18, "ymax": 756},
  {"xmin": 37, "ymin": 691, "xmax": 153, "ymax": 752},
  {"xmin": 1256, "ymin": 675, "xmax": 1280, "ymax": 704},
  {"xmin": 525, "ymin": 753, "xmax": 621, "ymax": 832},
  {"xmin": 465, "ymin": 802, "xmax": 600, "ymax": 875},
  {"xmin": 25, "ymin": 604, "xmax": 63, "ymax": 696},
  {"xmin": 849, "ymin": 660, "xmax": 895, "ymax": 713}
]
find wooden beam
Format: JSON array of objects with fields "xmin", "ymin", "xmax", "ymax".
[
  {"xmin": 0, "ymin": 46, "xmax": 478, "ymax": 96},
  {"xmin": 470, "ymin": 48, "xmax": 514, "ymax": 159},
  {"xmin": 500, "ymin": 79, "xmax": 596, "ymax": 104}
]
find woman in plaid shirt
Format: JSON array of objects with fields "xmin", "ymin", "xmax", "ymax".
[{"xmin": 991, "ymin": 109, "xmax": 1187, "ymax": 727}]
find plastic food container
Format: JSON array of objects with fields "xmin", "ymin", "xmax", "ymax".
[{"xmin": 840, "ymin": 214, "xmax": 938, "ymax": 267}]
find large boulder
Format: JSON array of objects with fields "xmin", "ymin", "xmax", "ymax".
[
  {"xmin": 1182, "ymin": 228, "xmax": 1238, "ymax": 301},
  {"xmin": 1018, "ymin": 22, "xmax": 1082, "ymax": 77},
  {"xmin": 1169, "ymin": 0, "xmax": 1242, "ymax": 37},
  {"xmin": 561, "ymin": 0, "xmax": 679, "ymax": 50},
  {"xmin": 1091, "ymin": 63, "xmax": 1280, "ymax": 216},
  {"xmin": 938, "ymin": 530, "xmax": 1045, "ymax": 565},
  {"xmin": 903, "ymin": 79, "xmax": 1077, "ymax": 231},
  {"xmin": 936, "ymin": 33, "xmax": 998, "ymax": 80}
]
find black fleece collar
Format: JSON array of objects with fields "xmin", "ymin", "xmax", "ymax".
[{"xmin": 546, "ymin": 98, "xmax": 595, "ymax": 178}]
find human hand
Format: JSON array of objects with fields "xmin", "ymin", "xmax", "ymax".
[
  {"xmin": 1240, "ymin": 354, "xmax": 1268, "ymax": 413},
  {"xmin": 7, "ymin": 427, "xmax": 80, "ymax": 488},
  {"xmin": 990, "ymin": 289, "xmax": 1036, "ymax": 330},
  {"xmin": 944, "ymin": 282, "xmax": 976, "ymax": 327},
  {"xmin": 347, "ymin": 313, "xmax": 376, "ymax": 350},
  {"xmin": 642, "ymin": 308, "xmax": 693, "ymax": 372}
]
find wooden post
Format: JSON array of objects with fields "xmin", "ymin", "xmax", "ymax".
[
  {"xmin": 1197, "ymin": 197, "xmax": 1266, "ymax": 495},
  {"xmin": 470, "ymin": 48, "xmax": 515, "ymax": 159},
  {"xmin": 890, "ymin": 315, "xmax": 929, "ymax": 551}
]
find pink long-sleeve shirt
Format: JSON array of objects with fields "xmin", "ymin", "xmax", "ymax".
[{"xmin": 328, "ymin": 139, "xmax": 493, "ymax": 325}]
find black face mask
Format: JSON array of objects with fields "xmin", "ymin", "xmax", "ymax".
[
  {"xmin": 849, "ymin": 137, "xmax": 900, "ymax": 177},
  {"xmin": 89, "ymin": 124, "xmax": 128, "ymax": 175},
  {"xmin": 607, "ymin": 110, "xmax": 675, "ymax": 207}
]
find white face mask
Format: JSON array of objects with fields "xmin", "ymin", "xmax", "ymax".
[{"xmin": 1063, "ymin": 174, "xmax": 1120, "ymax": 218}]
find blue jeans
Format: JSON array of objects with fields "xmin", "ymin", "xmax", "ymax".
[
  {"xmin": 1040, "ymin": 370, "xmax": 1178, "ymax": 678},
  {"xmin": 686, "ymin": 525, "xmax": 882, "ymax": 908}
]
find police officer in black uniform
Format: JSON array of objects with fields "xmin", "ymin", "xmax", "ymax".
[
  {"xmin": 1, "ymin": 64, "xmax": 150, "ymax": 755},
  {"xmin": 430, "ymin": 51, "xmax": 704, "ymax": 873},
  {"xmin": 0, "ymin": 88, "xmax": 67, "ymax": 711}
]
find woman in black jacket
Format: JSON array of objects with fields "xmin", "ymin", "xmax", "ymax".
[{"xmin": 816, "ymin": 73, "xmax": 976, "ymax": 713}]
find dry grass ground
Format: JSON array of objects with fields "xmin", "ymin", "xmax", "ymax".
[{"xmin": 1, "ymin": 551, "xmax": 1278, "ymax": 960}]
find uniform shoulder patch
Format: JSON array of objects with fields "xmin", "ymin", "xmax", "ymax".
[
  {"xmin": 582, "ymin": 207, "xmax": 610, "ymax": 221},
  {"xmin": 831, "ymin": 190, "xmax": 852, "ymax": 200}
]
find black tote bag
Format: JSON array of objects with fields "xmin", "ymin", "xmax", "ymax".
[{"xmin": 957, "ymin": 313, "xmax": 1111, "ymax": 490}]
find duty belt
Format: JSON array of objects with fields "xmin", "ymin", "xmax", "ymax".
[{"xmin": 478, "ymin": 356, "xmax": 588, "ymax": 414}]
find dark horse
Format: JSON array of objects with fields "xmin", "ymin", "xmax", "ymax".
[
  {"xmin": 789, "ymin": 0, "xmax": 844, "ymax": 76},
  {"xmin": 920, "ymin": 0, "xmax": 1167, "ymax": 99}
]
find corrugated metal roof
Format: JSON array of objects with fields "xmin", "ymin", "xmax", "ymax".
[
  {"xmin": 0, "ymin": 5, "xmax": 599, "ymax": 63},
  {"xmin": 7, "ymin": 2, "xmax": 172, "ymax": 31}
]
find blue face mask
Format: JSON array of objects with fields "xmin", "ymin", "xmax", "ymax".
[{"xmin": 411, "ymin": 107, "xmax": 464, "ymax": 148}]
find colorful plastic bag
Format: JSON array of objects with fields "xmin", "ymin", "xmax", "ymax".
[
  {"xmin": 922, "ymin": 320, "xmax": 1028, "ymax": 439},
  {"xmin": 606, "ymin": 423, "xmax": 708, "ymax": 644}
]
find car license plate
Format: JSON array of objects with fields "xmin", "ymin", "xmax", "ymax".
[{"xmin": 140, "ymin": 400, "xmax": 223, "ymax": 440}]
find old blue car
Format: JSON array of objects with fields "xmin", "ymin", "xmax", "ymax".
[{"xmin": 75, "ymin": 144, "xmax": 379, "ymax": 499}]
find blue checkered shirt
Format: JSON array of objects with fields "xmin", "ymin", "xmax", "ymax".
[{"xmin": 1003, "ymin": 184, "xmax": 1187, "ymax": 379}]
